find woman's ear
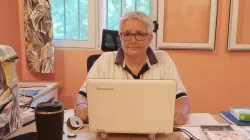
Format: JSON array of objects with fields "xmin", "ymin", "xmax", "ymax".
[{"xmin": 148, "ymin": 34, "xmax": 153, "ymax": 44}]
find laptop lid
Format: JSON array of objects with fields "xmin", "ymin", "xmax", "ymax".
[{"xmin": 87, "ymin": 79, "xmax": 176, "ymax": 134}]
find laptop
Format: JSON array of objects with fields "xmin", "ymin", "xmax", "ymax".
[{"xmin": 87, "ymin": 79, "xmax": 176, "ymax": 134}]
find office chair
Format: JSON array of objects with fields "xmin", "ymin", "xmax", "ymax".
[
  {"xmin": 87, "ymin": 54, "xmax": 101, "ymax": 72},
  {"xmin": 87, "ymin": 29, "xmax": 121, "ymax": 72},
  {"xmin": 101, "ymin": 29, "xmax": 121, "ymax": 52}
]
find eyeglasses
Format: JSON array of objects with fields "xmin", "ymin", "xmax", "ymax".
[{"xmin": 120, "ymin": 32, "xmax": 149, "ymax": 41}]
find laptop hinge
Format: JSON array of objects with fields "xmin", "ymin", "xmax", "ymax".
[
  {"xmin": 97, "ymin": 129, "xmax": 105, "ymax": 133},
  {"xmin": 157, "ymin": 130, "xmax": 165, "ymax": 134}
]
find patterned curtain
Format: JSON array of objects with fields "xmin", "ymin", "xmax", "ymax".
[
  {"xmin": 24, "ymin": 0, "xmax": 54, "ymax": 73},
  {"xmin": 0, "ymin": 45, "xmax": 20, "ymax": 138}
]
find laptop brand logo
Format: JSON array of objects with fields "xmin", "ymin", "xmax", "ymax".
[{"xmin": 96, "ymin": 87, "xmax": 114, "ymax": 91}]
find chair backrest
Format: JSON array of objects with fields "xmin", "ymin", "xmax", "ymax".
[
  {"xmin": 87, "ymin": 29, "xmax": 121, "ymax": 72},
  {"xmin": 101, "ymin": 29, "xmax": 121, "ymax": 52},
  {"xmin": 87, "ymin": 54, "xmax": 101, "ymax": 72}
]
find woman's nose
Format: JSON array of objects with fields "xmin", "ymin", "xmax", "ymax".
[{"xmin": 131, "ymin": 35, "xmax": 137, "ymax": 42}]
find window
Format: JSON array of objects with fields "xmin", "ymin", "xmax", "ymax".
[
  {"xmin": 99, "ymin": 0, "xmax": 153, "ymax": 48},
  {"xmin": 52, "ymin": 0, "xmax": 88, "ymax": 40},
  {"xmin": 106, "ymin": 0, "xmax": 151, "ymax": 30},
  {"xmin": 51, "ymin": 0, "xmax": 96, "ymax": 48},
  {"xmin": 51, "ymin": 0, "xmax": 153, "ymax": 49}
]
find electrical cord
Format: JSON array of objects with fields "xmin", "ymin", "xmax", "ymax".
[
  {"xmin": 174, "ymin": 127, "xmax": 200, "ymax": 140},
  {"xmin": 127, "ymin": 128, "xmax": 198, "ymax": 140},
  {"xmin": 19, "ymin": 94, "xmax": 34, "ymax": 108},
  {"xmin": 175, "ymin": 128, "xmax": 198, "ymax": 139},
  {"xmin": 117, "ymin": 128, "xmax": 199, "ymax": 140}
]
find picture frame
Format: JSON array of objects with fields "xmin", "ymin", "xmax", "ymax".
[
  {"xmin": 227, "ymin": 0, "xmax": 250, "ymax": 51},
  {"xmin": 157, "ymin": 0, "xmax": 218, "ymax": 50}
]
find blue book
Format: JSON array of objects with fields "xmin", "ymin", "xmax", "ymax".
[{"xmin": 220, "ymin": 111, "xmax": 250, "ymax": 126}]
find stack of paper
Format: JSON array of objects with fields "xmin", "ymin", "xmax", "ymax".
[
  {"xmin": 200, "ymin": 125, "xmax": 248, "ymax": 140},
  {"xmin": 20, "ymin": 108, "xmax": 34, "ymax": 125},
  {"xmin": 19, "ymin": 95, "xmax": 33, "ymax": 104},
  {"xmin": 182, "ymin": 113, "xmax": 219, "ymax": 127},
  {"xmin": 177, "ymin": 113, "xmax": 220, "ymax": 140}
]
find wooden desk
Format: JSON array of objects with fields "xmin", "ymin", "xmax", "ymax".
[
  {"xmin": 7, "ymin": 123, "xmax": 184, "ymax": 140},
  {"xmin": 6, "ymin": 114, "xmax": 228, "ymax": 140},
  {"xmin": 212, "ymin": 115, "xmax": 230, "ymax": 124}
]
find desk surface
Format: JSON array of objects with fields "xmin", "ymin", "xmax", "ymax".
[
  {"xmin": 7, "ymin": 124, "xmax": 185, "ymax": 140},
  {"xmin": 6, "ymin": 114, "xmax": 229, "ymax": 140}
]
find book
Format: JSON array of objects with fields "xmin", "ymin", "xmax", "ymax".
[
  {"xmin": 220, "ymin": 111, "xmax": 250, "ymax": 126},
  {"xmin": 230, "ymin": 107, "xmax": 250, "ymax": 121},
  {"xmin": 200, "ymin": 125, "xmax": 248, "ymax": 140}
]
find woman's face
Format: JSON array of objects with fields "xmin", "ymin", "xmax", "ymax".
[{"xmin": 120, "ymin": 19, "xmax": 153, "ymax": 57}]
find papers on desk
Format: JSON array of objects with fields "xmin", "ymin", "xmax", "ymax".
[
  {"xmin": 19, "ymin": 90, "xmax": 39, "ymax": 96},
  {"xmin": 18, "ymin": 82, "xmax": 56, "ymax": 97},
  {"xmin": 19, "ymin": 86, "xmax": 46, "ymax": 91},
  {"xmin": 18, "ymin": 90, "xmax": 39, "ymax": 105},
  {"xmin": 182, "ymin": 113, "xmax": 219, "ymax": 127},
  {"xmin": 20, "ymin": 108, "xmax": 35, "ymax": 125},
  {"xmin": 180, "ymin": 125, "xmax": 250, "ymax": 140},
  {"xmin": 178, "ymin": 113, "xmax": 250, "ymax": 140},
  {"xmin": 19, "ymin": 85, "xmax": 46, "ymax": 97},
  {"xmin": 18, "ymin": 84, "xmax": 46, "ymax": 105},
  {"xmin": 18, "ymin": 82, "xmax": 58, "ymax": 106},
  {"xmin": 179, "ymin": 126, "xmax": 209, "ymax": 140},
  {"xmin": 200, "ymin": 125, "xmax": 250, "ymax": 140},
  {"xmin": 19, "ymin": 95, "xmax": 33, "ymax": 105},
  {"xmin": 177, "ymin": 113, "xmax": 220, "ymax": 139}
]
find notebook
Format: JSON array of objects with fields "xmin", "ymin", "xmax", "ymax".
[
  {"xmin": 87, "ymin": 79, "xmax": 177, "ymax": 134},
  {"xmin": 220, "ymin": 111, "xmax": 250, "ymax": 126}
]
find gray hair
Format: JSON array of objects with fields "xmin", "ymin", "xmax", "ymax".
[{"xmin": 119, "ymin": 11, "xmax": 153, "ymax": 34}]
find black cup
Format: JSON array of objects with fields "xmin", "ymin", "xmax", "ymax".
[{"xmin": 35, "ymin": 102, "xmax": 64, "ymax": 140}]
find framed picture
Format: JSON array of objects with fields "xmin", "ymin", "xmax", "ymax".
[
  {"xmin": 228, "ymin": 0, "xmax": 250, "ymax": 51},
  {"xmin": 157, "ymin": 0, "xmax": 218, "ymax": 50}
]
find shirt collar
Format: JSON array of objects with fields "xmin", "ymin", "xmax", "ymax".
[{"xmin": 115, "ymin": 47, "xmax": 158, "ymax": 68}]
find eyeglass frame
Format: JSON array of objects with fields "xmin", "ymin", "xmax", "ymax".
[{"xmin": 119, "ymin": 32, "xmax": 150, "ymax": 41}]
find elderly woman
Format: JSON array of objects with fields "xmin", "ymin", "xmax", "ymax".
[{"xmin": 75, "ymin": 11, "xmax": 189, "ymax": 125}]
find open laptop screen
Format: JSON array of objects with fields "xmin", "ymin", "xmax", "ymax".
[{"xmin": 87, "ymin": 79, "xmax": 176, "ymax": 134}]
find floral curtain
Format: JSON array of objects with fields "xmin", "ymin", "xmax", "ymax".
[
  {"xmin": 24, "ymin": 0, "xmax": 54, "ymax": 73},
  {"xmin": 0, "ymin": 45, "xmax": 20, "ymax": 138}
]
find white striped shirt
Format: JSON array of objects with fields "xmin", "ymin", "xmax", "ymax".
[{"xmin": 79, "ymin": 47, "xmax": 187, "ymax": 99}]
